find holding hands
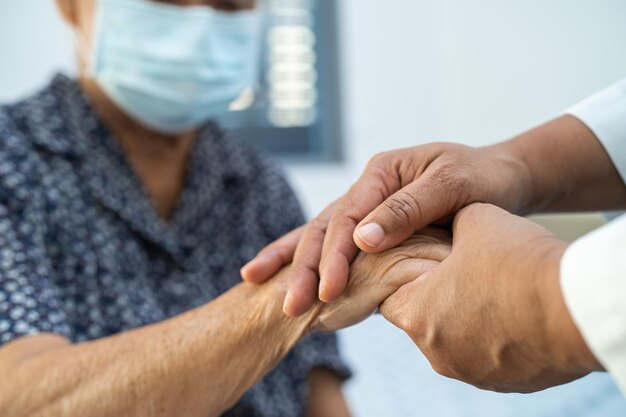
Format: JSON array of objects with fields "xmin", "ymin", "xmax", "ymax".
[
  {"xmin": 242, "ymin": 141, "xmax": 531, "ymax": 316},
  {"xmin": 244, "ymin": 115, "xmax": 623, "ymax": 393},
  {"xmin": 281, "ymin": 203, "xmax": 601, "ymax": 393}
]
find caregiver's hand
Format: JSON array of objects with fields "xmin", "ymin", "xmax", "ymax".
[
  {"xmin": 311, "ymin": 227, "xmax": 451, "ymax": 332},
  {"xmin": 242, "ymin": 115, "xmax": 624, "ymax": 317},
  {"xmin": 380, "ymin": 203, "xmax": 603, "ymax": 393}
]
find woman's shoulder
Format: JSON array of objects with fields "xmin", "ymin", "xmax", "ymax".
[
  {"xmin": 0, "ymin": 75, "xmax": 82, "ymax": 160},
  {"xmin": 0, "ymin": 106, "xmax": 46, "ymax": 180},
  {"xmin": 204, "ymin": 121, "xmax": 292, "ymax": 191},
  {"xmin": 0, "ymin": 104, "xmax": 35, "ymax": 156},
  {"xmin": 0, "ymin": 92, "xmax": 67, "ymax": 204}
]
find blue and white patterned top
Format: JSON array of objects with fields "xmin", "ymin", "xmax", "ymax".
[{"xmin": 0, "ymin": 75, "xmax": 349, "ymax": 417}]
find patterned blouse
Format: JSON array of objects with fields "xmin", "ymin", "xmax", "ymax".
[{"xmin": 0, "ymin": 75, "xmax": 349, "ymax": 416}]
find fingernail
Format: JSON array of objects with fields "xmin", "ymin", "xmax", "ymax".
[
  {"xmin": 240, "ymin": 258, "xmax": 257, "ymax": 280},
  {"xmin": 319, "ymin": 280, "xmax": 327, "ymax": 301},
  {"xmin": 283, "ymin": 291, "xmax": 293, "ymax": 313},
  {"xmin": 356, "ymin": 223, "xmax": 385, "ymax": 248},
  {"xmin": 240, "ymin": 263, "xmax": 251, "ymax": 278}
]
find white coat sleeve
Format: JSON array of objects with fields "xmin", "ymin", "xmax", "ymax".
[
  {"xmin": 561, "ymin": 79, "xmax": 626, "ymax": 393},
  {"xmin": 561, "ymin": 215, "xmax": 626, "ymax": 393},
  {"xmin": 567, "ymin": 78, "xmax": 626, "ymax": 183}
]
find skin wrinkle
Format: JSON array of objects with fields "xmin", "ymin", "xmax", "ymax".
[
  {"xmin": 314, "ymin": 256, "xmax": 439, "ymax": 333},
  {"xmin": 384, "ymin": 190, "xmax": 423, "ymax": 230},
  {"xmin": 313, "ymin": 230, "xmax": 450, "ymax": 332},
  {"xmin": 487, "ymin": 146, "xmax": 532, "ymax": 215},
  {"xmin": 367, "ymin": 157, "xmax": 400, "ymax": 200},
  {"xmin": 529, "ymin": 138, "xmax": 568, "ymax": 210},
  {"xmin": 394, "ymin": 147, "xmax": 430, "ymax": 184},
  {"xmin": 335, "ymin": 208, "xmax": 366, "ymax": 236}
]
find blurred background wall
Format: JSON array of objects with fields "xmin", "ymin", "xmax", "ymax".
[{"xmin": 2, "ymin": 1, "xmax": 626, "ymax": 416}]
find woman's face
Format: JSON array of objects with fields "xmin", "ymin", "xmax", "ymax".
[{"xmin": 56, "ymin": 0, "xmax": 256, "ymax": 72}]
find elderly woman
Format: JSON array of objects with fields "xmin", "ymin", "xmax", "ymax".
[{"xmin": 0, "ymin": 0, "xmax": 450, "ymax": 416}]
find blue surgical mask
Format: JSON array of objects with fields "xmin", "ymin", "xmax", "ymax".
[{"xmin": 87, "ymin": 0, "xmax": 261, "ymax": 134}]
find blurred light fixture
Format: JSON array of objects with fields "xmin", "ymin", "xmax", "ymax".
[{"xmin": 266, "ymin": 0, "xmax": 318, "ymax": 127}]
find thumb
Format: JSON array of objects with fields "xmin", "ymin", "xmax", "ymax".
[
  {"xmin": 451, "ymin": 203, "xmax": 509, "ymax": 243},
  {"xmin": 354, "ymin": 175, "xmax": 457, "ymax": 253},
  {"xmin": 379, "ymin": 271, "xmax": 432, "ymax": 336}
]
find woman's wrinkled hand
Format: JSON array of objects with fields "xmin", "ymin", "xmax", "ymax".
[{"xmin": 310, "ymin": 227, "xmax": 452, "ymax": 332}]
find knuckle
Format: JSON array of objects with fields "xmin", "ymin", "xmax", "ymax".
[
  {"xmin": 448, "ymin": 363, "xmax": 476, "ymax": 383},
  {"xmin": 430, "ymin": 161, "xmax": 473, "ymax": 193},
  {"xmin": 332, "ymin": 204, "xmax": 360, "ymax": 226},
  {"xmin": 383, "ymin": 191, "xmax": 423, "ymax": 228},
  {"xmin": 349, "ymin": 251, "xmax": 372, "ymax": 275},
  {"xmin": 259, "ymin": 245, "xmax": 278, "ymax": 260},
  {"xmin": 475, "ymin": 380, "xmax": 504, "ymax": 393},
  {"xmin": 367, "ymin": 151, "xmax": 403, "ymax": 175},
  {"xmin": 382, "ymin": 296, "xmax": 413, "ymax": 330},
  {"xmin": 395, "ymin": 305, "xmax": 418, "ymax": 333},
  {"xmin": 368, "ymin": 151, "xmax": 391, "ymax": 166},
  {"xmin": 293, "ymin": 263, "xmax": 318, "ymax": 283},
  {"xmin": 431, "ymin": 361, "xmax": 454, "ymax": 379},
  {"xmin": 308, "ymin": 216, "xmax": 328, "ymax": 234},
  {"xmin": 428, "ymin": 353, "xmax": 463, "ymax": 380},
  {"xmin": 397, "ymin": 314, "xmax": 415, "ymax": 334},
  {"xmin": 257, "ymin": 242, "xmax": 284, "ymax": 262}
]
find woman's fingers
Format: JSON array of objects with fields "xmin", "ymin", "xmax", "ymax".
[
  {"xmin": 401, "ymin": 227, "xmax": 453, "ymax": 262},
  {"xmin": 241, "ymin": 226, "xmax": 304, "ymax": 284}
]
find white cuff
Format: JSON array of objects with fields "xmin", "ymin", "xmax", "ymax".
[
  {"xmin": 561, "ymin": 214, "xmax": 626, "ymax": 394},
  {"xmin": 567, "ymin": 79, "xmax": 626, "ymax": 184}
]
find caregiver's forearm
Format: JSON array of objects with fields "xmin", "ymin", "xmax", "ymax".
[
  {"xmin": 501, "ymin": 115, "xmax": 626, "ymax": 213},
  {"xmin": 0, "ymin": 269, "xmax": 318, "ymax": 417}
]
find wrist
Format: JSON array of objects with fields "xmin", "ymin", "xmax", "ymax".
[
  {"xmin": 537, "ymin": 240, "xmax": 603, "ymax": 374},
  {"xmin": 483, "ymin": 140, "xmax": 536, "ymax": 214}
]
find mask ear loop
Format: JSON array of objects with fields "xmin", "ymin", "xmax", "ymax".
[
  {"xmin": 71, "ymin": 0, "xmax": 103, "ymax": 78},
  {"xmin": 254, "ymin": 0, "xmax": 270, "ymax": 89},
  {"xmin": 229, "ymin": 1, "xmax": 268, "ymax": 112},
  {"xmin": 72, "ymin": 26, "xmax": 90, "ymax": 71}
]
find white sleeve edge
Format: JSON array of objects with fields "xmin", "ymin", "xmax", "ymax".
[
  {"xmin": 565, "ymin": 79, "xmax": 626, "ymax": 185},
  {"xmin": 560, "ymin": 215, "xmax": 626, "ymax": 395}
]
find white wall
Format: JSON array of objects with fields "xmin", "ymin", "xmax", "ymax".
[
  {"xmin": 0, "ymin": 1, "xmax": 75, "ymax": 101},
  {"xmin": 437, "ymin": 0, "xmax": 626, "ymax": 143},
  {"xmin": 2, "ymin": 1, "xmax": 626, "ymax": 416},
  {"xmin": 288, "ymin": 0, "xmax": 626, "ymax": 217}
]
